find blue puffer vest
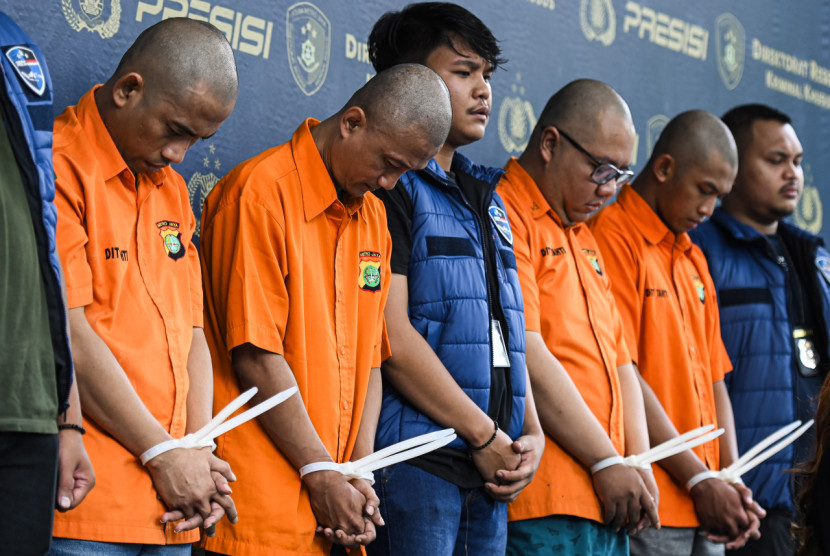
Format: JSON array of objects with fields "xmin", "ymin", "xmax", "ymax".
[
  {"xmin": 0, "ymin": 12, "xmax": 73, "ymax": 414},
  {"xmin": 375, "ymin": 153, "xmax": 527, "ymax": 451},
  {"xmin": 691, "ymin": 208, "xmax": 830, "ymax": 511}
]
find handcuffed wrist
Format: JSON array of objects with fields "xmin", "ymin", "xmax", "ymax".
[
  {"xmin": 590, "ymin": 455, "xmax": 625, "ymax": 474},
  {"xmin": 685, "ymin": 470, "xmax": 720, "ymax": 492}
]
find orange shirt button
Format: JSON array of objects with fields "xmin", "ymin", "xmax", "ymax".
[
  {"xmin": 689, "ymin": 346, "xmax": 697, "ymax": 357},
  {"xmin": 340, "ymin": 346, "xmax": 346, "ymax": 355},
  {"xmin": 343, "ymin": 401, "xmax": 349, "ymax": 410}
]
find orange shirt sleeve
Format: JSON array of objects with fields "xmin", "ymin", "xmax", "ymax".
[
  {"xmin": 53, "ymin": 156, "xmax": 93, "ymax": 309},
  {"xmin": 595, "ymin": 227, "xmax": 643, "ymax": 365},
  {"xmin": 205, "ymin": 193, "xmax": 289, "ymax": 357},
  {"xmin": 502, "ymin": 196, "xmax": 541, "ymax": 333}
]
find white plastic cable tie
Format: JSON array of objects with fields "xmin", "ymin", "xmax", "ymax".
[
  {"xmin": 299, "ymin": 428, "xmax": 457, "ymax": 485},
  {"xmin": 686, "ymin": 470, "xmax": 720, "ymax": 491},
  {"xmin": 590, "ymin": 455, "xmax": 625, "ymax": 474},
  {"xmin": 719, "ymin": 419, "xmax": 814, "ymax": 483},
  {"xmin": 140, "ymin": 386, "xmax": 298, "ymax": 465}
]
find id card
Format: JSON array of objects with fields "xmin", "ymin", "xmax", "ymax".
[{"xmin": 491, "ymin": 319, "xmax": 511, "ymax": 368}]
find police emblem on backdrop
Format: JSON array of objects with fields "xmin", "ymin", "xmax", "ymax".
[
  {"xmin": 691, "ymin": 275, "xmax": 705, "ymax": 303},
  {"xmin": 498, "ymin": 73, "xmax": 537, "ymax": 154},
  {"xmin": 646, "ymin": 114, "xmax": 669, "ymax": 160},
  {"xmin": 582, "ymin": 249, "xmax": 603, "ymax": 276},
  {"xmin": 358, "ymin": 251, "xmax": 382, "ymax": 292},
  {"xmin": 286, "ymin": 2, "xmax": 331, "ymax": 96},
  {"xmin": 186, "ymin": 143, "xmax": 222, "ymax": 242},
  {"xmin": 4, "ymin": 47, "xmax": 46, "ymax": 96},
  {"xmin": 157, "ymin": 220, "xmax": 186, "ymax": 261},
  {"xmin": 61, "ymin": 0, "xmax": 121, "ymax": 39},
  {"xmin": 580, "ymin": 0, "xmax": 616, "ymax": 47},
  {"xmin": 489, "ymin": 206, "xmax": 513, "ymax": 246},
  {"xmin": 715, "ymin": 13, "xmax": 745, "ymax": 91},
  {"xmin": 795, "ymin": 165, "xmax": 823, "ymax": 235}
]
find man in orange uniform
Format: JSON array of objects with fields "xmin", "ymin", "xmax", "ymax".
[
  {"xmin": 590, "ymin": 110, "xmax": 765, "ymax": 555},
  {"xmin": 499, "ymin": 79, "xmax": 658, "ymax": 555},
  {"xmin": 199, "ymin": 64, "xmax": 452, "ymax": 556},
  {"xmin": 50, "ymin": 18, "xmax": 239, "ymax": 554}
]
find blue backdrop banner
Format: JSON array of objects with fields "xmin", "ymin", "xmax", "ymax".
[{"xmin": 4, "ymin": 0, "xmax": 829, "ymax": 242}]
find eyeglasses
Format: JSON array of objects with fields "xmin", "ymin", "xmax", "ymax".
[{"xmin": 556, "ymin": 128, "xmax": 634, "ymax": 187}]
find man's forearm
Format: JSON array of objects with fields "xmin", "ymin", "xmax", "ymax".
[
  {"xmin": 68, "ymin": 307, "xmax": 173, "ymax": 456},
  {"xmin": 525, "ymin": 331, "xmax": 618, "ymax": 466},
  {"xmin": 714, "ymin": 380, "xmax": 740, "ymax": 469},
  {"xmin": 352, "ymin": 367, "xmax": 382, "ymax": 460},
  {"xmin": 185, "ymin": 327, "xmax": 214, "ymax": 432},
  {"xmin": 636, "ymin": 367, "xmax": 708, "ymax": 482},
  {"xmin": 382, "ymin": 274, "xmax": 497, "ymax": 448},
  {"xmin": 618, "ymin": 363, "xmax": 650, "ymax": 455},
  {"xmin": 232, "ymin": 343, "xmax": 333, "ymax": 468}
]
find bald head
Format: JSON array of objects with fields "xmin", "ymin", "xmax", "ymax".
[
  {"xmin": 648, "ymin": 109, "xmax": 737, "ymax": 175},
  {"xmin": 531, "ymin": 79, "xmax": 633, "ymax": 147},
  {"xmin": 344, "ymin": 63, "xmax": 452, "ymax": 148},
  {"xmin": 112, "ymin": 17, "xmax": 238, "ymax": 105}
]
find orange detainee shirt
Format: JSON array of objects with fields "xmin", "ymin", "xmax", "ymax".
[
  {"xmin": 499, "ymin": 158, "xmax": 629, "ymax": 524},
  {"xmin": 200, "ymin": 119, "xmax": 391, "ymax": 556},
  {"xmin": 51, "ymin": 87, "xmax": 201, "ymax": 544},
  {"xmin": 589, "ymin": 184, "xmax": 731, "ymax": 527}
]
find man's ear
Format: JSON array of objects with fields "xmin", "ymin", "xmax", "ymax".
[
  {"xmin": 539, "ymin": 126, "xmax": 560, "ymax": 165},
  {"xmin": 340, "ymin": 106, "xmax": 367, "ymax": 139},
  {"xmin": 653, "ymin": 153, "xmax": 675, "ymax": 183},
  {"xmin": 111, "ymin": 72, "xmax": 144, "ymax": 108}
]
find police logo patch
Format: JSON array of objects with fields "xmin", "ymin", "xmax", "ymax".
[
  {"xmin": 5, "ymin": 46, "xmax": 46, "ymax": 96},
  {"xmin": 358, "ymin": 251, "xmax": 381, "ymax": 292},
  {"xmin": 692, "ymin": 275, "xmax": 705, "ymax": 303},
  {"xmin": 816, "ymin": 255, "xmax": 830, "ymax": 285},
  {"xmin": 582, "ymin": 249, "xmax": 603, "ymax": 276},
  {"xmin": 157, "ymin": 220, "xmax": 186, "ymax": 261},
  {"xmin": 488, "ymin": 206, "xmax": 513, "ymax": 245}
]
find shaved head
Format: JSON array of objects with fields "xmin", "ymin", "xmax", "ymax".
[
  {"xmin": 649, "ymin": 109, "xmax": 737, "ymax": 175},
  {"xmin": 532, "ymin": 78, "xmax": 633, "ymax": 146},
  {"xmin": 344, "ymin": 63, "xmax": 452, "ymax": 148},
  {"xmin": 113, "ymin": 17, "xmax": 238, "ymax": 105}
]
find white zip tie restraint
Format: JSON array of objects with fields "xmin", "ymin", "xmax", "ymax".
[
  {"xmin": 684, "ymin": 419, "xmax": 815, "ymax": 492},
  {"xmin": 590, "ymin": 425, "xmax": 725, "ymax": 475},
  {"xmin": 140, "ymin": 386, "xmax": 298, "ymax": 465},
  {"xmin": 299, "ymin": 428, "xmax": 457, "ymax": 485}
]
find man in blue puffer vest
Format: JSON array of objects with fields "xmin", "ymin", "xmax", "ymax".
[
  {"xmin": 691, "ymin": 104, "xmax": 830, "ymax": 556},
  {"xmin": 0, "ymin": 11, "xmax": 94, "ymax": 555},
  {"xmin": 364, "ymin": 3, "xmax": 544, "ymax": 554}
]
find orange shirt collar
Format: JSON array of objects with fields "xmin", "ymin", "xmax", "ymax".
[
  {"xmin": 293, "ymin": 118, "xmax": 364, "ymax": 222},
  {"xmin": 617, "ymin": 183, "xmax": 693, "ymax": 252},
  {"xmin": 74, "ymin": 85, "xmax": 164, "ymax": 187}
]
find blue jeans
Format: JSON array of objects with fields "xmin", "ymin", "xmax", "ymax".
[
  {"xmin": 366, "ymin": 462, "xmax": 507, "ymax": 556},
  {"xmin": 48, "ymin": 538, "xmax": 192, "ymax": 555}
]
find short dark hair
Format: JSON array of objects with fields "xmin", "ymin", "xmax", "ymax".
[
  {"xmin": 722, "ymin": 103, "xmax": 792, "ymax": 153},
  {"xmin": 368, "ymin": 2, "xmax": 505, "ymax": 73}
]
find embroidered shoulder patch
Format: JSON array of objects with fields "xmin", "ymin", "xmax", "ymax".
[
  {"xmin": 816, "ymin": 255, "xmax": 830, "ymax": 285},
  {"xmin": 5, "ymin": 46, "xmax": 45, "ymax": 96},
  {"xmin": 488, "ymin": 205, "xmax": 513, "ymax": 245}
]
